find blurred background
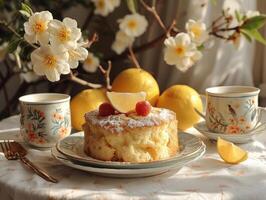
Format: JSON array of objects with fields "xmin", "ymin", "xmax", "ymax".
[{"xmin": 0, "ymin": 0, "xmax": 266, "ymax": 119}]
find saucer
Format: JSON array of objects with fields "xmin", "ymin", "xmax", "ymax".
[{"xmin": 194, "ymin": 121, "xmax": 265, "ymax": 143}]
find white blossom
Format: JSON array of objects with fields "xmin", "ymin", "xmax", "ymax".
[
  {"xmin": 24, "ymin": 11, "xmax": 53, "ymax": 45},
  {"xmin": 164, "ymin": 33, "xmax": 202, "ymax": 72},
  {"xmin": 31, "ymin": 45, "xmax": 70, "ymax": 82},
  {"xmin": 48, "ymin": 17, "xmax": 81, "ymax": 51},
  {"xmin": 223, "ymin": 0, "xmax": 241, "ymax": 17},
  {"xmin": 68, "ymin": 44, "xmax": 88, "ymax": 69},
  {"xmin": 92, "ymin": 0, "xmax": 120, "ymax": 16},
  {"xmin": 246, "ymin": 10, "xmax": 260, "ymax": 19},
  {"xmin": 82, "ymin": 52, "xmax": 100, "ymax": 73},
  {"xmin": 119, "ymin": 13, "xmax": 148, "ymax": 37},
  {"xmin": 111, "ymin": 30, "xmax": 134, "ymax": 54},
  {"xmin": 186, "ymin": 19, "xmax": 208, "ymax": 45}
]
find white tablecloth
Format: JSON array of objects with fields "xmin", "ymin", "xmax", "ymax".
[{"xmin": 0, "ymin": 115, "xmax": 266, "ymax": 200}]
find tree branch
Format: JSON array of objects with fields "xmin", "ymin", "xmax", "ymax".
[
  {"xmin": 0, "ymin": 20, "xmax": 37, "ymax": 48},
  {"xmin": 69, "ymin": 72, "xmax": 102, "ymax": 88},
  {"xmin": 140, "ymin": 0, "xmax": 167, "ymax": 32},
  {"xmin": 98, "ymin": 61, "xmax": 112, "ymax": 90},
  {"xmin": 128, "ymin": 46, "xmax": 141, "ymax": 68}
]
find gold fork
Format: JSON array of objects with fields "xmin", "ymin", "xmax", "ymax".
[{"xmin": 0, "ymin": 140, "xmax": 58, "ymax": 183}]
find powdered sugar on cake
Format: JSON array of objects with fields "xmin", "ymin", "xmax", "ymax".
[{"xmin": 84, "ymin": 107, "xmax": 175, "ymax": 133}]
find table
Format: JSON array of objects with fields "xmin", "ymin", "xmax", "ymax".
[{"xmin": 0, "ymin": 115, "xmax": 266, "ymax": 200}]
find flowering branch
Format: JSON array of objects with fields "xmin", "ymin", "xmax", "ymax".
[
  {"xmin": 98, "ymin": 61, "xmax": 112, "ymax": 91},
  {"xmin": 69, "ymin": 72, "xmax": 102, "ymax": 88},
  {"xmin": 128, "ymin": 45, "xmax": 141, "ymax": 69},
  {"xmin": 0, "ymin": 20, "xmax": 37, "ymax": 49},
  {"xmin": 140, "ymin": 0, "xmax": 167, "ymax": 32},
  {"xmin": 86, "ymin": 33, "xmax": 99, "ymax": 48}
]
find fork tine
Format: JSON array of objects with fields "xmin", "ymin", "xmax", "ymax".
[
  {"xmin": 3, "ymin": 140, "xmax": 10, "ymax": 157},
  {"xmin": 7, "ymin": 141, "xmax": 14, "ymax": 159},
  {"xmin": 0, "ymin": 142, "xmax": 5, "ymax": 156}
]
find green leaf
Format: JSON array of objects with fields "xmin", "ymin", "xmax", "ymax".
[
  {"xmin": 241, "ymin": 15, "xmax": 266, "ymax": 30},
  {"xmin": 241, "ymin": 28, "xmax": 266, "ymax": 45},
  {"xmin": 240, "ymin": 30, "xmax": 252, "ymax": 42},
  {"xmin": 7, "ymin": 38, "xmax": 21, "ymax": 53},
  {"xmin": 235, "ymin": 10, "xmax": 242, "ymax": 22},
  {"xmin": 125, "ymin": 0, "xmax": 138, "ymax": 13},
  {"xmin": 197, "ymin": 44, "xmax": 205, "ymax": 50},
  {"xmin": 21, "ymin": 3, "xmax": 33, "ymax": 15},
  {"xmin": 19, "ymin": 10, "xmax": 31, "ymax": 18}
]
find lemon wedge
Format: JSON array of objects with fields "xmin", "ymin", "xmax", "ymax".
[
  {"xmin": 217, "ymin": 137, "xmax": 248, "ymax": 164},
  {"xmin": 106, "ymin": 91, "xmax": 146, "ymax": 113}
]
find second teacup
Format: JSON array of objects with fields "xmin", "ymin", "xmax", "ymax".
[{"xmin": 205, "ymin": 86, "xmax": 260, "ymax": 134}]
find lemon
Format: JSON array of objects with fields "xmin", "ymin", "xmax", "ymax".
[
  {"xmin": 111, "ymin": 68, "xmax": 160, "ymax": 106},
  {"xmin": 217, "ymin": 137, "xmax": 248, "ymax": 164},
  {"xmin": 71, "ymin": 89, "xmax": 108, "ymax": 130},
  {"xmin": 107, "ymin": 91, "xmax": 146, "ymax": 113},
  {"xmin": 156, "ymin": 85, "xmax": 203, "ymax": 130}
]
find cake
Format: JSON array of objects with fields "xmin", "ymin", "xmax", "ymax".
[{"xmin": 83, "ymin": 107, "xmax": 179, "ymax": 163}]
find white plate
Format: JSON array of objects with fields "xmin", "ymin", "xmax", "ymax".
[
  {"xmin": 51, "ymin": 146, "xmax": 205, "ymax": 178},
  {"xmin": 56, "ymin": 132, "xmax": 205, "ymax": 169},
  {"xmin": 194, "ymin": 121, "xmax": 265, "ymax": 143}
]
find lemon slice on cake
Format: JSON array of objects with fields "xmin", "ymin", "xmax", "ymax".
[
  {"xmin": 217, "ymin": 137, "xmax": 248, "ymax": 164},
  {"xmin": 107, "ymin": 91, "xmax": 146, "ymax": 113}
]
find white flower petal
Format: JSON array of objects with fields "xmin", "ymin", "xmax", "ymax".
[
  {"xmin": 41, "ymin": 11, "xmax": 53, "ymax": 21},
  {"xmin": 24, "ymin": 34, "xmax": 36, "ymax": 44},
  {"xmin": 45, "ymin": 68, "xmax": 60, "ymax": 82},
  {"xmin": 77, "ymin": 47, "xmax": 89, "ymax": 60},
  {"xmin": 163, "ymin": 32, "xmax": 202, "ymax": 71},
  {"xmin": 48, "ymin": 19, "xmax": 63, "ymax": 33},
  {"xmin": 119, "ymin": 13, "xmax": 148, "ymax": 37},
  {"xmin": 92, "ymin": 0, "xmax": 120, "ymax": 16},
  {"xmin": 33, "ymin": 63, "xmax": 45, "ymax": 76},
  {"xmin": 57, "ymin": 61, "xmax": 71, "ymax": 74},
  {"xmin": 82, "ymin": 52, "xmax": 99, "ymax": 73},
  {"xmin": 24, "ymin": 22, "xmax": 33, "ymax": 35},
  {"xmin": 69, "ymin": 60, "xmax": 79, "ymax": 69},
  {"xmin": 164, "ymin": 48, "xmax": 178, "ymax": 65},
  {"xmin": 112, "ymin": 40, "xmax": 127, "ymax": 54},
  {"xmin": 37, "ymin": 32, "xmax": 50, "ymax": 45},
  {"xmin": 186, "ymin": 19, "xmax": 208, "ymax": 44},
  {"xmin": 70, "ymin": 28, "xmax": 82, "ymax": 41},
  {"xmin": 63, "ymin": 17, "xmax": 78, "ymax": 28}
]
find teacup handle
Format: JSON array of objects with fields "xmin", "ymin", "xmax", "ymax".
[{"xmin": 194, "ymin": 107, "xmax": 206, "ymax": 119}]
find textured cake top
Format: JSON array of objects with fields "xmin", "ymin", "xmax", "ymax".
[{"xmin": 84, "ymin": 107, "xmax": 176, "ymax": 133}]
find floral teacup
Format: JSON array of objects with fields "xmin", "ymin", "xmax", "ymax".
[
  {"xmin": 19, "ymin": 93, "xmax": 71, "ymax": 148},
  {"xmin": 205, "ymin": 86, "xmax": 260, "ymax": 134}
]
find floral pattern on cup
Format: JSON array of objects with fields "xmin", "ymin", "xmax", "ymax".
[
  {"xmin": 206, "ymin": 97, "xmax": 258, "ymax": 134},
  {"xmin": 51, "ymin": 108, "xmax": 71, "ymax": 138},
  {"xmin": 25, "ymin": 107, "xmax": 47, "ymax": 144}
]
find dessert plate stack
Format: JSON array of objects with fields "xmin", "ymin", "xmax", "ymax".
[{"xmin": 52, "ymin": 132, "xmax": 206, "ymax": 178}]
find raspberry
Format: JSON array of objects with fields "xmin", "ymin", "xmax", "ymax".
[
  {"xmin": 135, "ymin": 101, "xmax": 151, "ymax": 116},
  {"xmin": 99, "ymin": 103, "xmax": 115, "ymax": 116}
]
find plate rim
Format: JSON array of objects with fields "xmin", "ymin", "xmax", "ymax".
[
  {"xmin": 56, "ymin": 132, "xmax": 205, "ymax": 169},
  {"xmin": 51, "ymin": 145, "xmax": 206, "ymax": 176}
]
